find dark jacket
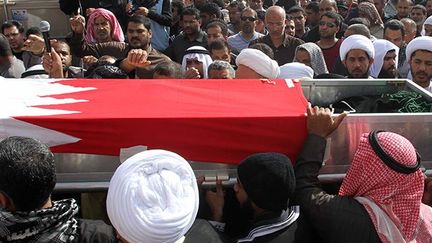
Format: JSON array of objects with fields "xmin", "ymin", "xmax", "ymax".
[
  {"xmin": 77, "ymin": 219, "xmax": 117, "ymax": 243},
  {"xmin": 184, "ymin": 219, "xmax": 230, "ymax": 243},
  {"xmin": 293, "ymin": 134, "xmax": 382, "ymax": 243}
]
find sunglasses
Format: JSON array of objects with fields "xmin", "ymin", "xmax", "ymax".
[
  {"xmin": 319, "ymin": 21, "xmax": 337, "ymax": 28},
  {"xmin": 241, "ymin": 16, "xmax": 256, "ymax": 22}
]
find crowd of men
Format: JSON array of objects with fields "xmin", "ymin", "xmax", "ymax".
[
  {"xmin": 0, "ymin": 0, "xmax": 431, "ymax": 92},
  {"xmin": 1, "ymin": 0, "xmax": 432, "ymax": 242}
]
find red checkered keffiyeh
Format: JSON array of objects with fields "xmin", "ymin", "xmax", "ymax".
[
  {"xmin": 339, "ymin": 132, "xmax": 432, "ymax": 242},
  {"xmin": 85, "ymin": 8, "xmax": 125, "ymax": 44}
]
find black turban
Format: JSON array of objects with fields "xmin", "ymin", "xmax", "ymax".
[{"xmin": 237, "ymin": 152, "xmax": 295, "ymax": 212}]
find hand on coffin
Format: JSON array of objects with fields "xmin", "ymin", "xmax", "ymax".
[
  {"xmin": 22, "ymin": 34, "xmax": 45, "ymax": 56},
  {"xmin": 70, "ymin": 15, "xmax": 85, "ymax": 34},
  {"xmin": 42, "ymin": 48, "xmax": 64, "ymax": 78},
  {"xmin": 423, "ymin": 177, "xmax": 432, "ymax": 207},
  {"xmin": 126, "ymin": 49, "xmax": 151, "ymax": 67},
  {"xmin": 205, "ymin": 180, "xmax": 225, "ymax": 222},
  {"xmin": 185, "ymin": 67, "xmax": 201, "ymax": 79},
  {"xmin": 306, "ymin": 103, "xmax": 347, "ymax": 138}
]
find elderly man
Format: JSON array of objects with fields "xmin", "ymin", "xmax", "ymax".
[
  {"xmin": 182, "ymin": 46, "xmax": 213, "ymax": 79},
  {"xmin": 370, "ymin": 39, "xmax": 399, "ymax": 78},
  {"xmin": 250, "ymin": 6, "xmax": 304, "ymax": 65},
  {"xmin": 235, "ymin": 48, "xmax": 279, "ymax": 79},
  {"xmin": 339, "ymin": 34, "xmax": 375, "ymax": 78},
  {"xmin": 0, "ymin": 137, "xmax": 117, "ymax": 242},
  {"xmin": 106, "ymin": 149, "xmax": 227, "ymax": 243},
  {"xmin": 70, "ymin": 8, "xmax": 124, "ymax": 44},
  {"xmin": 69, "ymin": 15, "xmax": 170, "ymax": 78},
  {"xmin": 208, "ymin": 60, "xmax": 235, "ymax": 79},
  {"xmin": 401, "ymin": 18, "xmax": 418, "ymax": 44},
  {"xmin": 227, "ymin": 8, "xmax": 264, "ymax": 53},
  {"xmin": 295, "ymin": 104, "xmax": 432, "ymax": 242},
  {"xmin": 406, "ymin": 36, "xmax": 432, "ymax": 92}
]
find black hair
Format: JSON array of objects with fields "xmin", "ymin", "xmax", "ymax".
[
  {"xmin": 228, "ymin": 1, "xmax": 246, "ymax": 12},
  {"xmin": 211, "ymin": 0, "xmax": 225, "ymax": 8},
  {"xmin": 153, "ymin": 61, "xmax": 184, "ymax": 78},
  {"xmin": 172, "ymin": 0, "xmax": 185, "ymax": 15},
  {"xmin": 206, "ymin": 19, "xmax": 229, "ymax": 36},
  {"xmin": 384, "ymin": 19, "xmax": 405, "ymax": 37},
  {"xmin": 411, "ymin": 4, "xmax": 427, "ymax": 15},
  {"xmin": 287, "ymin": 6, "xmax": 306, "ymax": 15},
  {"xmin": 256, "ymin": 10, "xmax": 266, "ymax": 21},
  {"xmin": 0, "ymin": 34, "xmax": 12, "ymax": 57},
  {"xmin": 181, "ymin": 7, "xmax": 201, "ymax": 20},
  {"xmin": 321, "ymin": 11, "xmax": 342, "ymax": 28},
  {"xmin": 209, "ymin": 39, "xmax": 230, "ymax": 52},
  {"xmin": 0, "ymin": 136, "xmax": 56, "ymax": 211},
  {"xmin": 128, "ymin": 14, "xmax": 152, "ymax": 30},
  {"xmin": 348, "ymin": 17, "xmax": 371, "ymax": 27},
  {"xmin": 249, "ymin": 43, "xmax": 274, "ymax": 59},
  {"xmin": 201, "ymin": 3, "xmax": 222, "ymax": 18},
  {"xmin": 241, "ymin": 7, "xmax": 258, "ymax": 18},
  {"xmin": 1, "ymin": 20, "xmax": 24, "ymax": 34},
  {"xmin": 25, "ymin": 27, "xmax": 42, "ymax": 38},
  {"xmin": 306, "ymin": 2, "xmax": 319, "ymax": 13}
]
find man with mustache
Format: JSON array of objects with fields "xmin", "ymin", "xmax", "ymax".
[
  {"xmin": 406, "ymin": 36, "xmax": 432, "ymax": 93},
  {"xmin": 69, "ymin": 15, "xmax": 171, "ymax": 78},
  {"xmin": 339, "ymin": 34, "xmax": 375, "ymax": 78},
  {"xmin": 227, "ymin": 8, "xmax": 263, "ymax": 53},
  {"xmin": 164, "ymin": 8, "xmax": 208, "ymax": 63},
  {"xmin": 369, "ymin": 39, "xmax": 399, "ymax": 78}
]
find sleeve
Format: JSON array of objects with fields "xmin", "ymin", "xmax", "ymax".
[
  {"xmin": 69, "ymin": 32, "xmax": 129, "ymax": 59},
  {"xmin": 163, "ymin": 39, "xmax": 176, "ymax": 61},
  {"xmin": 147, "ymin": 0, "xmax": 172, "ymax": 26},
  {"xmin": 59, "ymin": 0, "xmax": 79, "ymax": 15}
]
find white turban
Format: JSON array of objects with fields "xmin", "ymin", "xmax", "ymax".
[
  {"xmin": 421, "ymin": 15, "xmax": 432, "ymax": 36},
  {"xmin": 406, "ymin": 36, "xmax": 432, "ymax": 61},
  {"xmin": 106, "ymin": 150, "xmax": 199, "ymax": 243},
  {"xmin": 182, "ymin": 46, "xmax": 213, "ymax": 79},
  {"xmin": 278, "ymin": 62, "xmax": 314, "ymax": 79},
  {"xmin": 236, "ymin": 48, "xmax": 280, "ymax": 79},
  {"xmin": 369, "ymin": 39, "xmax": 399, "ymax": 78},
  {"xmin": 339, "ymin": 34, "xmax": 375, "ymax": 61}
]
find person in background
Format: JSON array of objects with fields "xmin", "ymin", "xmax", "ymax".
[
  {"xmin": 206, "ymin": 20, "xmax": 230, "ymax": 45},
  {"xmin": 0, "ymin": 33, "xmax": 24, "ymax": 78},
  {"xmin": 209, "ymin": 40, "xmax": 234, "ymax": 64},
  {"xmin": 401, "ymin": 18, "xmax": 418, "ymax": 44},
  {"xmin": 339, "ymin": 34, "xmax": 375, "ymax": 78},
  {"xmin": 358, "ymin": 2, "xmax": 384, "ymax": 39},
  {"xmin": 228, "ymin": 8, "xmax": 264, "ymax": 53},
  {"xmin": 316, "ymin": 11, "xmax": 342, "ymax": 73},
  {"xmin": 294, "ymin": 42, "xmax": 328, "ymax": 76},
  {"xmin": 287, "ymin": 6, "xmax": 309, "ymax": 39},
  {"xmin": 305, "ymin": 2, "xmax": 320, "ymax": 29},
  {"xmin": 182, "ymin": 46, "xmax": 213, "ymax": 79},
  {"xmin": 410, "ymin": 5, "xmax": 427, "ymax": 34},
  {"xmin": 405, "ymin": 36, "xmax": 432, "ymax": 92},
  {"xmin": 171, "ymin": 0, "xmax": 184, "ymax": 37},
  {"xmin": 200, "ymin": 3, "xmax": 222, "ymax": 29},
  {"xmin": 208, "ymin": 60, "xmax": 235, "ymax": 78},
  {"xmin": 227, "ymin": 1, "xmax": 246, "ymax": 34},
  {"xmin": 369, "ymin": 39, "xmax": 399, "ymax": 78},
  {"xmin": 84, "ymin": 8, "xmax": 125, "ymax": 44}
]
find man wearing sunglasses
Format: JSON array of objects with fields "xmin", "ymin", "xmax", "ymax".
[
  {"xmin": 316, "ymin": 11, "xmax": 342, "ymax": 73},
  {"xmin": 227, "ymin": 8, "xmax": 263, "ymax": 53}
]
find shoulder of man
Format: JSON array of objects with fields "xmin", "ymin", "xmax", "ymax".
[
  {"xmin": 183, "ymin": 219, "xmax": 231, "ymax": 243},
  {"xmin": 76, "ymin": 218, "xmax": 117, "ymax": 243}
]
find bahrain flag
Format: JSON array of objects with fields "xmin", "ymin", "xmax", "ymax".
[{"xmin": 3, "ymin": 78, "xmax": 308, "ymax": 164}]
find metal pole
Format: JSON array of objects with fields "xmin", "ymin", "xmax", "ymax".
[{"xmin": 3, "ymin": 0, "xmax": 9, "ymax": 20}]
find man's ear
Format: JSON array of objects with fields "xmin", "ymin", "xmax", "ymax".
[
  {"xmin": 369, "ymin": 57, "xmax": 374, "ymax": 67},
  {"xmin": 342, "ymin": 59, "xmax": 347, "ymax": 68},
  {"xmin": 0, "ymin": 192, "xmax": 14, "ymax": 211}
]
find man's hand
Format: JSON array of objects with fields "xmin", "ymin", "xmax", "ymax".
[
  {"xmin": 205, "ymin": 180, "xmax": 225, "ymax": 222},
  {"xmin": 22, "ymin": 34, "xmax": 45, "ymax": 55},
  {"xmin": 86, "ymin": 8, "xmax": 96, "ymax": 17},
  {"xmin": 42, "ymin": 48, "xmax": 64, "ymax": 78},
  {"xmin": 126, "ymin": 49, "xmax": 151, "ymax": 67},
  {"xmin": 184, "ymin": 67, "xmax": 201, "ymax": 79},
  {"xmin": 83, "ymin": 55, "xmax": 98, "ymax": 68},
  {"xmin": 70, "ymin": 15, "xmax": 85, "ymax": 34},
  {"xmin": 307, "ymin": 103, "xmax": 347, "ymax": 138},
  {"xmin": 135, "ymin": 7, "xmax": 149, "ymax": 16}
]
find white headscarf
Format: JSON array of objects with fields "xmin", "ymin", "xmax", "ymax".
[
  {"xmin": 278, "ymin": 62, "xmax": 314, "ymax": 79},
  {"xmin": 369, "ymin": 39, "xmax": 399, "ymax": 78},
  {"xmin": 181, "ymin": 46, "xmax": 213, "ymax": 79},
  {"xmin": 421, "ymin": 15, "xmax": 432, "ymax": 36},
  {"xmin": 236, "ymin": 48, "xmax": 280, "ymax": 79},
  {"xmin": 339, "ymin": 34, "xmax": 375, "ymax": 61},
  {"xmin": 106, "ymin": 149, "xmax": 199, "ymax": 243},
  {"xmin": 406, "ymin": 36, "xmax": 432, "ymax": 61}
]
